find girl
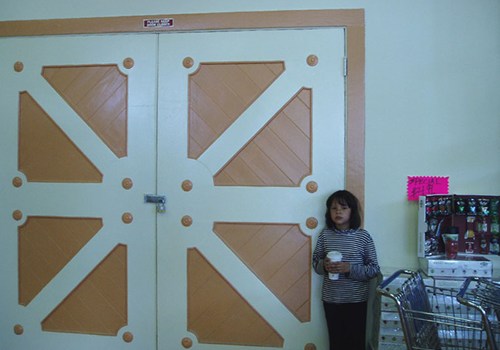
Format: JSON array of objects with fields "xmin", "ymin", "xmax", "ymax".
[{"xmin": 312, "ymin": 190, "xmax": 380, "ymax": 350}]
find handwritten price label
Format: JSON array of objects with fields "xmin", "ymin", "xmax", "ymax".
[{"xmin": 407, "ymin": 176, "xmax": 449, "ymax": 201}]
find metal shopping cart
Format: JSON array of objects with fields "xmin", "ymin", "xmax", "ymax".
[
  {"xmin": 456, "ymin": 277, "xmax": 500, "ymax": 348},
  {"xmin": 377, "ymin": 270, "xmax": 499, "ymax": 350}
]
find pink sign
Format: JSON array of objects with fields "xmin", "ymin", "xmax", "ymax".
[{"xmin": 407, "ymin": 176, "xmax": 449, "ymax": 201}]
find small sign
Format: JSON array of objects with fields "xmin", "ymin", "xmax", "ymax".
[
  {"xmin": 143, "ymin": 18, "xmax": 174, "ymax": 29},
  {"xmin": 407, "ymin": 176, "xmax": 449, "ymax": 201}
]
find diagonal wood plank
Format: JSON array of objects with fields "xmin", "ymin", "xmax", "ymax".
[
  {"xmin": 42, "ymin": 65, "xmax": 128, "ymax": 158},
  {"xmin": 188, "ymin": 62, "xmax": 285, "ymax": 159},
  {"xmin": 214, "ymin": 88, "xmax": 312, "ymax": 186},
  {"xmin": 213, "ymin": 223, "xmax": 311, "ymax": 322},
  {"xmin": 187, "ymin": 248, "xmax": 284, "ymax": 347}
]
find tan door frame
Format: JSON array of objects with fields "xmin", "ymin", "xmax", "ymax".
[{"xmin": 0, "ymin": 9, "xmax": 365, "ymax": 205}]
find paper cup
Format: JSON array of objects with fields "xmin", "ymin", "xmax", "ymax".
[{"xmin": 327, "ymin": 251, "xmax": 342, "ymax": 280}]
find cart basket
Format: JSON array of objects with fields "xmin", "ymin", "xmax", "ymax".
[
  {"xmin": 377, "ymin": 269, "xmax": 499, "ymax": 350},
  {"xmin": 456, "ymin": 277, "xmax": 500, "ymax": 349}
]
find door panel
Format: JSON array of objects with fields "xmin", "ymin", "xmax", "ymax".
[
  {"xmin": 157, "ymin": 29, "xmax": 345, "ymax": 349},
  {"xmin": 0, "ymin": 35, "xmax": 157, "ymax": 350},
  {"xmin": 0, "ymin": 28, "xmax": 346, "ymax": 350}
]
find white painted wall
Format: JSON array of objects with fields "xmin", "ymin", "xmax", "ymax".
[{"xmin": 2, "ymin": 0, "xmax": 499, "ymax": 275}]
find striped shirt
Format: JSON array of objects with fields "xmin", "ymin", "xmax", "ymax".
[{"xmin": 312, "ymin": 227, "xmax": 380, "ymax": 303}]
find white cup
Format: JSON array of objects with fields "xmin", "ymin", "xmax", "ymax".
[{"xmin": 326, "ymin": 251, "xmax": 342, "ymax": 280}]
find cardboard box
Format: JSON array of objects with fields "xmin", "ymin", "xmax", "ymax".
[{"xmin": 419, "ymin": 255, "xmax": 493, "ymax": 278}]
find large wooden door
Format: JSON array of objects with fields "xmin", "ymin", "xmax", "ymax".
[
  {"xmin": 156, "ymin": 28, "xmax": 346, "ymax": 350},
  {"xmin": 0, "ymin": 34, "xmax": 158, "ymax": 350},
  {"xmin": 0, "ymin": 27, "xmax": 346, "ymax": 350}
]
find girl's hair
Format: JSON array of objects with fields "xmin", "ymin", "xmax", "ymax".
[{"xmin": 324, "ymin": 190, "xmax": 362, "ymax": 229}]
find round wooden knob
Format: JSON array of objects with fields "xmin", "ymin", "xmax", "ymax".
[
  {"xmin": 122, "ymin": 212, "xmax": 133, "ymax": 224},
  {"xmin": 181, "ymin": 180, "xmax": 193, "ymax": 192},
  {"xmin": 14, "ymin": 324, "xmax": 24, "ymax": 335},
  {"xmin": 183, "ymin": 57, "xmax": 194, "ymax": 68},
  {"xmin": 12, "ymin": 177, "xmax": 23, "ymax": 188},
  {"xmin": 304, "ymin": 343, "xmax": 317, "ymax": 350},
  {"xmin": 181, "ymin": 215, "xmax": 193, "ymax": 227},
  {"xmin": 306, "ymin": 55, "xmax": 318, "ymax": 67},
  {"xmin": 123, "ymin": 57, "xmax": 135, "ymax": 69},
  {"xmin": 12, "ymin": 210, "xmax": 23, "ymax": 221},
  {"xmin": 14, "ymin": 61, "xmax": 24, "ymax": 72},
  {"xmin": 122, "ymin": 331, "xmax": 134, "ymax": 343},
  {"xmin": 181, "ymin": 337, "xmax": 193, "ymax": 348},
  {"xmin": 306, "ymin": 217, "xmax": 318, "ymax": 229},
  {"xmin": 306, "ymin": 181, "xmax": 318, "ymax": 193},
  {"xmin": 122, "ymin": 178, "xmax": 133, "ymax": 190}
]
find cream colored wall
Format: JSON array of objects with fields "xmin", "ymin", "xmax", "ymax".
[
  {"xmin": 362, "ymin": 1, "xmax": 500, "ymax": 274},
  {"xmin": 2, "ymin": 0, "xmax": 499, "ymax": 275}
]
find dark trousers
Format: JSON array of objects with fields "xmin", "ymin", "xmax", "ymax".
[{"xmin": 323, "ymin": 301, "xmax": 367, "ymax": 350}]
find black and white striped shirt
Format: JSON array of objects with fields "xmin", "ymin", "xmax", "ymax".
[{"xmin": 312, "ymin": 227, "xmax": 380, "ymax": 303}]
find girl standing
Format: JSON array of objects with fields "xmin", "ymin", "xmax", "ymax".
[{"xmin": 312, "ymin": 190, "xmax": 380, "ymax": 350}]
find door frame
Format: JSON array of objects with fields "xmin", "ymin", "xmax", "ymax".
[{"xmin": 0, "ymin": 9, "xmax": 366, "ymax": 206}]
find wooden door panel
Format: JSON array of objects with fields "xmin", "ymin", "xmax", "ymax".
[
  {"xmin": 213, "ymin": 222, "xmax": 311, "ymax": 323},
  {"xmin": 187, "ymin": 248, "xmax": 284, "ymax": 347},
  {"xmin": 0, "ymin": 35, "xmax": 157, "ymax": 350},
  {"xmin": 188, "ymin": 61, "xmax": 285, "ymax": 159},
  {"xmin": 18, "ymin": 216, "xmax": 103, "ymax": 306},
  {"xmin": 214, "ymin": 88, "xmax": 312, "ymax": 187},
  {"xmin": 157, "ymin": 28, "xmax": 345, "ymax": 349},
  {"xmin": 18, "ymin": 91, "xmax": 103, "ymax": 183},
  {"xmin": 42, "ymin": 64, "xmax": 129, "ymax": 158}
]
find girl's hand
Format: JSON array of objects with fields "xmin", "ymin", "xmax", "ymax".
[{"xmin": 324, "ymin": 259, "xmax": 350, "ymax": 274}]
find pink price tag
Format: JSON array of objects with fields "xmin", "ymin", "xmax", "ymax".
[{"xmin": 407, "ymin": 176, "xmax": 449, "ymax": 201}]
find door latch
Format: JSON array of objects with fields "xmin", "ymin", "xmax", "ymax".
[{"xmin": 144, "ymin": 194, "xmax": 166, "ymax": 213}]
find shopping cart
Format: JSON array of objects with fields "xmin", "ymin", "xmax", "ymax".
[
  {"xmin": 377, "ymin": 270, "xmax": 499, "ymax": 350},
  {"xmin": 456, "ymin": 277, "xmax": 500, "ymax": 348}
]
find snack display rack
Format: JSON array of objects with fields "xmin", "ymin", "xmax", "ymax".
[{"xmin": 417, "ymin": 194, "xmax": 499, "ymax": 278}]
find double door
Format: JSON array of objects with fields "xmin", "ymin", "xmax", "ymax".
[{"xmin": 0, "ymin": 28, "xmax": 345, "ymax": 349}]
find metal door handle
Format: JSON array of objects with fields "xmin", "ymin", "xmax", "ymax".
[{"xmin": 144, "ymin": 194, "xmax": 166, "ymax": 213}]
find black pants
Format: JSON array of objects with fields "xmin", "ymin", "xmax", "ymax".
[{"xmin": 323, "ymin": 301, "xmax": 367, "ymax": 350}]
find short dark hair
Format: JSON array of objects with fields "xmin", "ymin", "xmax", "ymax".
[{"xmin": 324, "ymin": 190, "xmax": 362, "ymax": 229}]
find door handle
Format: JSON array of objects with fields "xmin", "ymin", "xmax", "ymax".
[{"xmin": 144, "ymin": 194, "xmax": 166, "ymax": 213}]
